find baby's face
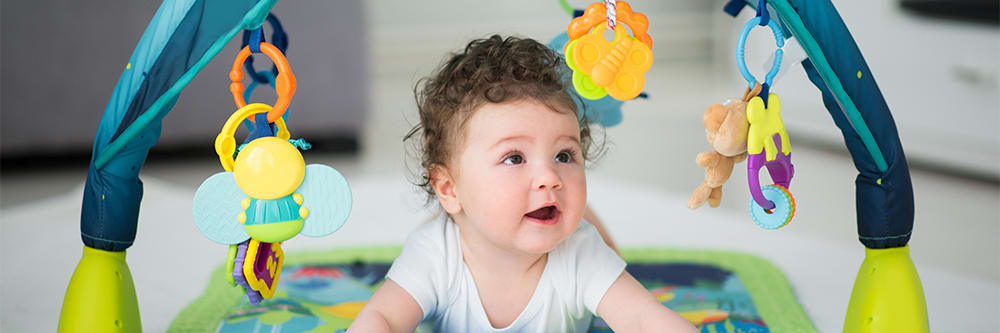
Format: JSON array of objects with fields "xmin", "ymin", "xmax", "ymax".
[{"xmin": 448, "ymin": 99, "xmax": 586, "ymax": 254}]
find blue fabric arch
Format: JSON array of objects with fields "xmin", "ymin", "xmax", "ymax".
[
  {"xmin": 725, "ymin": 0, "xmax": 914, "ymax": 249},
  {"xmin": 82, "ymin": 0, "xmax": 278, "ymax": 251}
]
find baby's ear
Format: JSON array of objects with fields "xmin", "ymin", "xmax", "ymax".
[{"xmin": 429, "ymin": 165, "xmax": 462, "ymax": 214}]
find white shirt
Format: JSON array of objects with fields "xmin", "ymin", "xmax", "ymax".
[{"xmin": 386, "ymin": 217, "xmax": 626, "ymax": 332}]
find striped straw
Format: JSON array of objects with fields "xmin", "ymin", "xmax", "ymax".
[{"xmin": 605, "ymin": 0, "xmax": 616, "ymax": 30}]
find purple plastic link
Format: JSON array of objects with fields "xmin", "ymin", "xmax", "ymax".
[
  {"xmin": 250, "ymin": 242, "xmax": 278, "ymax": 291},
  {"xmin": 232, "ymin": 241, "xmax": 247, "ymax": 284},
  {"xmin": 747, "ymin": 134, "xmax": 794, "ymax": 209},
  {"xmin": 232, "ymin": 240, "xmax": 263, "ymax": 304}
]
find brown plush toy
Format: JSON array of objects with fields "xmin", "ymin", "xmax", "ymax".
[{"xmin": 687, "ymin": 85, "xmax": 760, "ymax": 210}]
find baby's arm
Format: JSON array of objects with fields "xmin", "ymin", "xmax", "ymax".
[
  {"xmin": 347, "ymin": 278, "xmax": 422, "ymax": 333},
  {"xmin": 597, "ymin": 271, "xmax": 699, "ymax": 332}
]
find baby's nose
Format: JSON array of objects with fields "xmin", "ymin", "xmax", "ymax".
[{"xmin": 534, "ymin": 165, "xmax": 562, "ymax": 190}]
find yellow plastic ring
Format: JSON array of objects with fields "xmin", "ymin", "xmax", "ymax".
[{"xmin": 215, "ymin": 103, "xmax": 291, "ymax": 171}]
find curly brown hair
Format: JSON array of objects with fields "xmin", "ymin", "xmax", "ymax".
[{"xmin": 405, "ymin": 35, "xmax": 599, "ymax": 198}]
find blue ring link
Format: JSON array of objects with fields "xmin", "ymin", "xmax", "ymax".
[
  {"xmin": 736, "ymin": 17, "xmax": 785, "ymax": 88},
  {"xmin": 765, "ymin": 48, "xmax": 783, "ymax": 87},
  {"xmin": 240, "ymin": 71, "xmax": 283, "ymax": 131}
]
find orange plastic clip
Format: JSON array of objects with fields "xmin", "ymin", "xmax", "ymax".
[
  {"xmin": 230, "ymin": 42, "xmax": 296, "ymax": 123},
  {"xmin": 567, "ymin": 1, "xmax": 652, "ymax": 51}
]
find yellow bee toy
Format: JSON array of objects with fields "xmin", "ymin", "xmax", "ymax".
[{"xmin": 193, "ymin": 103, "xmax": 352, "ymax": 304}]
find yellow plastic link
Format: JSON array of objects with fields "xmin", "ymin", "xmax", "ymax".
[
  {"xmin": 746, "ymin": 93, "xmax": 791, "ymax": 161},
  {"xmin": 214, "ymin": 103, "xmax": 291, "ymax": 172}
]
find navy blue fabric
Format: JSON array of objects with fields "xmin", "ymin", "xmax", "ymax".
[
  {"xmin": 626, "ymin": 263, "xmax": 731, "ymax": 286},
  {"xmin": 756, "ymin": 0, "xmax": 770, "ymax": 26},
  {"xmin": 84, "ymin": 0, "xmax": 261, "ymax": 251},
  {"xmin": 82, "ymin": 96, "xmax": 174, "ymax": 251},
  {"xmin": 759, "ymin": 83, "xmax": 771, "ymax": 107},
  {"xmin": 241, "ymin": 14, "xmax": 287, "ymax": 84},
  {"xmin": 81, "ymin": 170, "xmax": 143, "ymax": 251},
  {"xmin": 249, "ymin": 27, "xmax": 263, "ymax": 53},
  {"xmin": 245, "ymin": 112, "xmax": 276, "ymax": 143},
  {"xmin": 802, "ymin": 59, "xmax": 913, "ymax": 248},
  {"xmin": 723, "ymin": 0, "xmax": 747, "ymax": 17},
  {"xmin": 783, "ymin": 0, "xmax": 914, "ymax": 248},
  {"xmin": 266, "ymin": 14, "xmax": 287, "ymax": 50}
]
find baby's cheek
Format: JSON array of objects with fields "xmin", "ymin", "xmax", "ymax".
[
  {"xmin": 480, "ymin": 182, "xmax": 525, "ymax": 217},
  {"xmin": 567, "ymin": 171, "xmax": 587, "ymax": 200},
  {"xmin": 565, "ymin": 175, "xmax": 588, "ymax": 219}
]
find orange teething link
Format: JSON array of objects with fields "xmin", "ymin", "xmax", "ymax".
[
  {"xmin": 566, "ymin": 1, "xmax": 652, "ymax": 51},
  {"xmin": 230, "ymin": 42, "xmax": 296, "ymax": 123}
]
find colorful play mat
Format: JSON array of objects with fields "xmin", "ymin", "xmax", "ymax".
[{"xmin": 170, "ymin": 247, "xmax": 816, "ymax": 332}]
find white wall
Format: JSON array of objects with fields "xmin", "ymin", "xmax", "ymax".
[
  {"xmin": 364, "ymin": 0, "xmax": 999, "ymax": 178},
  {"xmin": 365, "ymin": 0, "xmax": 719, "ymax": 76}
]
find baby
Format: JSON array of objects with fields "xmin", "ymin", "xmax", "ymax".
[{"xmin": 349, "ymin": 35, "xmax": 696, "ymax": 332}]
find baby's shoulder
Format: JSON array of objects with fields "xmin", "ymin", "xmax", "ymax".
[
  {"xmin": 400, "ymin": 217, "xmax": 457, "ymax": 258},
  {"xmin": 559, "ymin": 220, "xmax": 601, "ymax": 250},
  {"xmin": 550, "ymin": 219, "xmax": 622, "ymax": 273}
]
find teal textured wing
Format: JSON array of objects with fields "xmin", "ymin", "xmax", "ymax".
[
  {"xmin": 297, "ymin": 164, "xmax": 352, "ymax": 237},
  {"xmin": 192, "ymin": 172, "xmax": 250, "ymax": 245}
]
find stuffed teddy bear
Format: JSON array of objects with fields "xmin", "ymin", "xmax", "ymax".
[{"xmin": 687, "ymin": 85, "xmax": 760, "ymax": 210}]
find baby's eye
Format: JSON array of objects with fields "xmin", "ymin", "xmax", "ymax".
[
  {"xmin": 555, "ymin": 150, "xmax": 576, "ymax": 163},
  {"xmin": 502, "ymin": 153, "xmax": 524, "ymax": 165}
]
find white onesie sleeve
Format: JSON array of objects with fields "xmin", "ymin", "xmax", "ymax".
[
  {"xmin": 570, "ymin": 221, "xmax": 627, "ymax": 313},
  {"xmin": 384, "ymin": 220, "xmax": 449, "ymax": 321}
]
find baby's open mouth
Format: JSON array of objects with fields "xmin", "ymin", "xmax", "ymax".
[{"xmin": 525, "ymin": 205, "xmax": 560, "ymax": 224}]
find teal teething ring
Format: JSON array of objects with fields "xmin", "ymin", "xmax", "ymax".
[{"xmin": 750, "ymin": 184, "xmax": 795, "ymax": 229}]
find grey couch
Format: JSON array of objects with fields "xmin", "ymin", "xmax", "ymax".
[{"xmin": 1, "ymin": 0, "xmax": 366, "ymax": 157}]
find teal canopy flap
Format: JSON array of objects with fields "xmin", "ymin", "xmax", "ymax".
[{"xmin": 82, "ymin": 0, "xmax": 278, "ymax": 251}]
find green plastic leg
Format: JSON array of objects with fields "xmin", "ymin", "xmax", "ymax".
[
  {"xmin": 58, "ymin": 246, "xmax": 142, "ymax": 333},
  {"xmin": 844, "ymin": 245, "xmax": 928, "ymax": 332}
]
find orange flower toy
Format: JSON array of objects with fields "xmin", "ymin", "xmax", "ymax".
[{"xmin": 564, "ymin": 1, "xmax": 653, "ymax": 101}]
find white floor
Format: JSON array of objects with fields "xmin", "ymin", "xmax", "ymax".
[{"xmin": 2, "ymin": 62, "xmax": 999, "ymax": 332}]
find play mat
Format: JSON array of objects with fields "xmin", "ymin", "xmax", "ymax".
[{"xmin": 170, "ymin": 247, "xmax": 816, "ymax": 332}]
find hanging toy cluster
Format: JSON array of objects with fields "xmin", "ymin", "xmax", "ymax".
[
  {"xmin": 739, "ymin": 0, "xmax": 795, "ymax": 229},
  {"xmin": 689, "ymin": 0, "xmax": 795, "ymax": 230},
  {"xmin": 564, "ymin": 0, "xmax": 653, "ymax": 101},
  {"xmin": 192, "ymin": 17, "xmax": 353, "ymax": 305}
]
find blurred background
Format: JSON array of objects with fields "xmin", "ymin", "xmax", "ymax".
[{"xmin": 1, "ymin": 0, "xmax": 998, "ymax": 331}]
